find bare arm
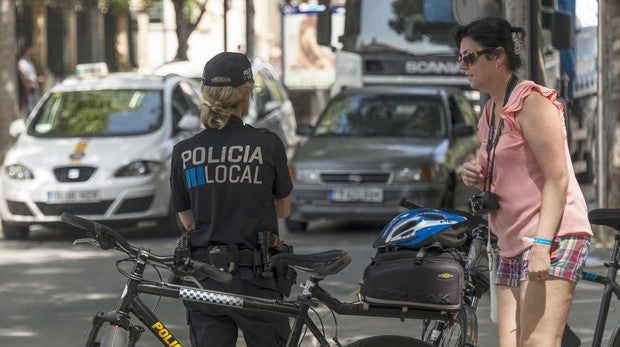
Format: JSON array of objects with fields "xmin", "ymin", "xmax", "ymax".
[
  {"xmin": 177, "ymin": 210, "xmax": 195, "ymax": 231},
  {"xmin": 518, "ymin": 91, "xmax": 569, "ymax": 279},
  {"xmin": 274, "ymin": 195, "xmax": 291, "ymax": 219}
]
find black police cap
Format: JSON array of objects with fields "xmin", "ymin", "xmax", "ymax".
[{"xmin": 202, "ymin": 52, "xmax": 254, "ymax": 87}]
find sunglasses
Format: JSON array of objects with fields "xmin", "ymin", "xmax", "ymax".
[{"xmin": 457, "ymin": 48, "xmax": 496, "ymax": 65}]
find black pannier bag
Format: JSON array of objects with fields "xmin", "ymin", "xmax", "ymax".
[
  {"xmin": 359, "ymin": 208, "xmax": 470, "ymax": 311},
  {"xmin": 359, "ymin": 248, "xmax": 465, "ymax": 311}
]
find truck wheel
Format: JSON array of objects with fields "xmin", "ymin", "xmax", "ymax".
[
  {"xmin": 286, "ymin": 219, "xmax": 308, "ymax": 233},
  {"xmin": 2, "ymin": 222, "xmax": 30, "ymax": 240}
]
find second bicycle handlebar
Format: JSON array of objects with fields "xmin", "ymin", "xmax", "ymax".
[{"xmin": 61, "ymin": 213, "xmax": 233, "ymax": 284}]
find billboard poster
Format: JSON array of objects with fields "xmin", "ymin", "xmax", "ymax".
[{"xmin": 281, "ymin": 3, "xmax": 344, "ymax": 90}]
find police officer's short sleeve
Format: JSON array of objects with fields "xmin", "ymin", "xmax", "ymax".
[
  {"xmin": 272, "ymin": 135, "xmax": 293, "ymax": 199},
  {"xmin": 170, "ymin": 144, "xmax": 191, "ymax": 212}
]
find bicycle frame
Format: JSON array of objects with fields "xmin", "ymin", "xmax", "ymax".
[
  {"xmin": 66, "ymin": 204, "xmax": 486, "ymax": 347},
  {"xmin": 86, "ymin": 245, "xmax": 450, "ymax": 347},
  {"xmin": 580, "ymin": 231, "xmax": 620, "ymax": 347},
  {"xmin": 85, "ymin": 247, "xmax": 452, "ymax": 347}
]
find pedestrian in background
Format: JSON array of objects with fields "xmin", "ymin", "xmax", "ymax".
[
  {"xmin": 169, "ymin": 52, "xmax": 293, "ymax": 347},
  {"xmin": 453, "ymin": 17, "xmax": 592, "ymax": 347},
  {"xmin": 17, "ymin": 46, "xmax": 45, "ymax": 115}
]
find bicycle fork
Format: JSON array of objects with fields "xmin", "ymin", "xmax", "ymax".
[{"xmin": 85, "ymin": 311, "xmax": 144, "ymax": 347}]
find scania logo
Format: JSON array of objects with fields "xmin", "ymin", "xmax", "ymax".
[
  {"xmin": 348, "ymin": 174, "xmax": 363, "ymax": 183},
  {"xmin": 405, "ymin": 60, "xmax": 461, "ymax": 74}
]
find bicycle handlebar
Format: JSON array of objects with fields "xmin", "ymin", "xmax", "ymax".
[{"xmin": 61, "ymin": 213, "xmax": 233, "ymax": 284}]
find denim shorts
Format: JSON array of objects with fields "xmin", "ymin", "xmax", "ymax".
[{"xmin": 495, "ymin": 235, "xmax": 590, "ymax": 287}]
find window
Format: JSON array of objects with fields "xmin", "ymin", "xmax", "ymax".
[
  {"xmin": 30, "ymin": 89, "xmax": 163, "ymax": 137},
  {"xmin": 449, "ymin": 93, "xmax": 478, "ymax": 127},
  {"xmin": 314, "ymin": 93, "xmax": 446, "ymax": 138},
  {"xmin": 147, "ymin": 0, "xmax": 163, "ymax": 23},
  {"xmin": 171, "ymin": 82, "xmax": 201, "ymax": 129}
]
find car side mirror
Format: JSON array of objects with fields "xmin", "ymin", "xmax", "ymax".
[
  {"xmin": 176, "ymin": 113, "xmax": 201, "ymax": 130},
  {"xmin": 452, "ymin": 123, "xmax": 475, "ymax": 137},
  {"xmin": 9, "ymin": 118, "xmax": 26, "ymax": 137}
]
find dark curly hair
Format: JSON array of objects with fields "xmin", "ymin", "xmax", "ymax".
[{"xmin": 452, "ymin": 17, "xmax": 526, "ymax": 71}]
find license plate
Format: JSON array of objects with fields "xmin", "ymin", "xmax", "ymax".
[
  {"xmin": 329, "ymin": 188, "xmax": 384, "ymax": 202},
  {"xmin": 47, "ymin": 190, "xmax": 99, "ymax": 204}
]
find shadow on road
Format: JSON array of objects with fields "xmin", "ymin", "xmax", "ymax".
[{"xmin": 1, "ymin": 222, "xmax": 180, "ymax": 243}]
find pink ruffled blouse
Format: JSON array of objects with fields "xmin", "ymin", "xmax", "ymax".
[{"xmin": 478, "ymin": 80, "xmax": 592, "ymax": 257}]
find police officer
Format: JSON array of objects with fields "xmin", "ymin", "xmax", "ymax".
[{"xmin": 169, "ymin": 52, "xmax": 293, "ymax": 347}]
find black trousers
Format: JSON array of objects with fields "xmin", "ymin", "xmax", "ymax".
[{"xmin": 184, "ymin": 267, "xmax": 290, "ymax": 347}]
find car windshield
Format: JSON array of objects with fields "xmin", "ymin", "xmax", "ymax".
[
  {"xmin": 342, "ymin": 0, "xmax": 457, "ymax": 55},
  {"xmin": 29, "ymin": 89, "xmax": 163, "ymax": 137},
  {"xmin": 314, "ymin": 93, "xmax": 446, "ymax": 138}
]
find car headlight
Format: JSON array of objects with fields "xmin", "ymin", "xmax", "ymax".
[
  {"xmin": 290, "ymin": 167, "xmax": 321, "ymax": 183},
  {"xmin": 5, "ymin": 164, "xmax": 34, "ymax": 180},
  {"xmin": 114, "ymin": 161, "xmax": 161, "ymax": 177},
  {"xmin": 393, "ymin": 167, "xmax": 439, "ymax": 183}
]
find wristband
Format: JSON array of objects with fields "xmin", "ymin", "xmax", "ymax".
[{"xmin": 522, "ymin": 236, "xmax": 553, "ymax": 246}]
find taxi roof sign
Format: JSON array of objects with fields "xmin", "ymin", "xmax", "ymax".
[{"xmin": 75, "ymin": 62, "xmax": 109, "ymax": 78}]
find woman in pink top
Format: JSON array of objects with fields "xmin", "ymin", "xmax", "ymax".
[{"xmin": 453, "ymin": 17, "xmax": 592, "ymax": 347}]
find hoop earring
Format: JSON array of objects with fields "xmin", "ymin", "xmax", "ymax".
[{"xmin": 495, "ymin": 64, "xmax": 500, "ymax": 70}]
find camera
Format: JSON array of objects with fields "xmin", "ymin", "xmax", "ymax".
[{"xmin": 468, "ymin": 190, "xmax": 499, "ymax": 216}]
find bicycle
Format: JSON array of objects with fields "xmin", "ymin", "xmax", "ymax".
[
  {"xmin": 63, "ymin": 201, "xmax": 489, "ymax": 347},
  {"xmin": 562, "ymin": 208, "xmax": 620, "ymax": 347}
]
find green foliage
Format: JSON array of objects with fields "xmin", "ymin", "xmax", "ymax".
[
  {"xmin": 104, "ymin": 0, "xmax": 130, "ymax": 10},
  {"xmin": 16, "ymin": 0, "xmax": 84, "ymax": 8},
  {"xmin": 180, "ymin": 0, "xmax": 208, "ymax": 24}
]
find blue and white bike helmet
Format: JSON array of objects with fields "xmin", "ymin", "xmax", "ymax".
[{"xmin": 373, "ymin": 208, "xmax": 467, "ymax": 249}]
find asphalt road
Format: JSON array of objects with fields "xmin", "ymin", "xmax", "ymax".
[{"xmin": 0, "ymin": 184, "xmax": 618, "ymax": 346}]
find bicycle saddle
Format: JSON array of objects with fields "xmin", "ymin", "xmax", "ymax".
[
  {"xmin": 271, "ymin": 249, "xmax": 351, "ymax": 277},
  {"xmin": 589, "ymin": 209, "xmax": 620, "ymax": 231}
]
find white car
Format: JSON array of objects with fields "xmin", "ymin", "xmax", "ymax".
[
  {"xmin": 153, "ymin": 59, "xmax": 299, "ymax": 159},
  {"xmin": 0, "ymin": 66, "xmax": 203, "ymax": 239}
]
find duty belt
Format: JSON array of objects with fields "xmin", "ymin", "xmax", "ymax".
[
  {"xmin": 192, "ymin": 232, "xmax": 284, "ymax": 277},
  {"xmin": 192, "ymin": 245, "xmax": 270, "ymax": 277}
]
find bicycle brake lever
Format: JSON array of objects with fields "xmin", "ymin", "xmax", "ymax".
[
  {"xmin": 73, "ymin": 238, "xmax": 100, "ymax": 248},
  {"xmin": 180, "ymin": 275, "xmax": 204, "ymax": 289}
]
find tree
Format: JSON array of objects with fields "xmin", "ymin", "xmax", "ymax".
[
  {"xmin": 591, "ymin": 0, "xmax": 620, "ymax": 245},
  {"xmin": 605, "ymin": 1, "xmax": 620, "ymax": 208},
  {"xmin": 106, "ymin": 0, "xmax": 133, "ymax": 71},
  {"xmin": 0, "ymin": 0, "xmax": 18, "ymax": 164},
  {"xmin": 171, "ymin": 0, "xmax": 209, "ymax": 61}
]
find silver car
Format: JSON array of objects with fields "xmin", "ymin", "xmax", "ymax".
[
  {"xmin": 286, "ymin": 86, "xmax": 480, "ymax": 232},
  {"xmin": 0, "ymin": 67, "xmax": 203, "ymax": 239}
]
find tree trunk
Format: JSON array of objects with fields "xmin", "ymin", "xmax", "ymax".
[
  {"xmin": 592, "ymin": 0, "xmax": 620, "ymax": 245},
  {"xmin": 0, "ymin": 0, "xmax": 18, "ymax": 163},
  {"xmin": 114, "ymin": 7, "xmax": 131, "ymax": 71},
  {"xmin": 607, "ymin": 0, "xmax": 620, "ymax": 208},
  {"xmin": 245, "ymin": 0, "xmax": 254, "ymax": 57},
  {"xmin": 172, "ymin": 0, "xmax": 189, "ymax": 61},
  {"xmin": 171, "ymin": 0, "xmax": 208, "ymax": 62}
]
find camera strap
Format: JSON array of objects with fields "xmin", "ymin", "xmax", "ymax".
[{"xmin": 484, "ymin": 73, "xmax": 519, "ymax": 191}]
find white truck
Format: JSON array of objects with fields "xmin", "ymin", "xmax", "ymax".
[{"xmin": 316, "ymin": 0, "xmax": 598, "ymax": 182}]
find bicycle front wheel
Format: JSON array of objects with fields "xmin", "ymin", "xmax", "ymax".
[
  {"xmin": 421, "ymin": 305, "xmax": 477, "ymax": 347},
  {"xmin": 345, "ymin": 335, "xmax": 432, "ymax": 347}
]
